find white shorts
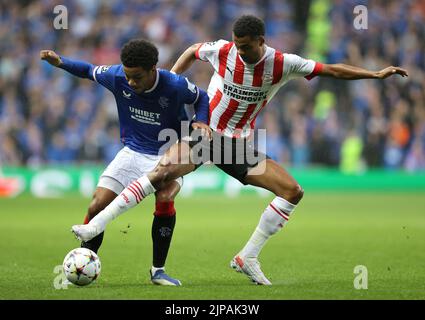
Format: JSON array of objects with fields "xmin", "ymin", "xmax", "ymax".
[{"xmin": 97, "ymin": 146, "xmax": 183, "ymax": 195}]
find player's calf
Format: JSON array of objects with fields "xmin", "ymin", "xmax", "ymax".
[
  {"xmin": 283, "ymin": 183, "xmax": 304, "ymax": 204},
  {"xmin": 152, "ymin": 201, "xmax": 176, "ymax": 269},
  {"xmin": 150, "ymin": 182, "xmax": 180, "ymax": 285},
  {"xmin": 232, "ymin": 196, "xmax": 299, "ymax": 284}
]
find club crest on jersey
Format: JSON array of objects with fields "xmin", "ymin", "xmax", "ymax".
[
  {"xmin": 158, "ymin": 96, "xmax": 169, "ymax": 108},
  {"xmin": 97, "ymin": 65, "xmax": 111, "ymax": 74},
  {"xmin": 122, "ymin": 90, "xmax": 132, "ymax": 99}
]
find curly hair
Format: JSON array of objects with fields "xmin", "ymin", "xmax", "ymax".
[
  {"xmin": 233, "ymin": 15, "xmax": 265, "ymax": 38},
  {"xmin": 120, "ymin": 39, "xmax": 158, "ymax": 69}
]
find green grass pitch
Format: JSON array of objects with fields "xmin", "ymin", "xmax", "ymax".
[{"xmin": 1, "ymin": 192, "xmax": 424, "ymax": 300}]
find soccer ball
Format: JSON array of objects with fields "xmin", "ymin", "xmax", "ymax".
[{"xmin": 63, "ymin": 248, "xmax": 101, "ymax": 286}]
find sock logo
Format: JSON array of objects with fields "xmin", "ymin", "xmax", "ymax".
[
  {"xmin": 121, "ymin": 193, "xmax": 130, "ymax": 204},
  {"xmin": 159, "ymin": 227, "xmax": 172, "ymax": 237}
]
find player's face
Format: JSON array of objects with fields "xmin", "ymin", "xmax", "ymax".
[
  {"xmin": 123, "ymin": 66, "xmax": 156, "ymax": 94},
  {"xmin": 232, "ymin": 34, "xmax": 265, "ymax": 64}
]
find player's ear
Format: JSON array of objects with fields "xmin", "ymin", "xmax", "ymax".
[{"xmin": 258, "ymin": 36, "xmax": 265, "ymax": 46}]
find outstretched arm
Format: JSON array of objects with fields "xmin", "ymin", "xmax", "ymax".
[
  {"xmin": 40, "ymin": 50, "xmax": 94, "ymax": 79},
  {"xmin": 171, "ymin": 43, "xmax": 202, "ymax": 74},
  {"xmin": 319, "ymin": 63, "xmax": 408, "ymax": 80}
]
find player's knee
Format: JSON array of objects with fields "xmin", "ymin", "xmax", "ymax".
[
  {"xmin": 279, "ymin": 183, "xmax": 303, "ymax": 204},
  {"xmin": 153, "ymin": 200, "xmax": 176, "ymax": 217},
  {"xmin": 155, "ymin": 189, "xmax": 175, "ymax": 202},
  {"xmin": 289, "ymin": 183, "xmax": 304, "ymax": 204},
  {"xmin": 151, "ymin": 163, "xmax": 174, "ymax": 188}
]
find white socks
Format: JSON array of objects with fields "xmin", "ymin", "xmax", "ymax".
[
  {"xmin": 89, "ymin": 176, "xmax": 156, "ymax": 232},
  {"xmin": 239, "ymin": 197, "xmax": 296, "ymax": 258}
]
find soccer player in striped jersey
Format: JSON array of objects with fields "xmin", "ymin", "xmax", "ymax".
[
  {"xmin": 72, "ymin": 16, "xmax": 408, "ymax": 285},
  {"xmin": 41, "ymin": 39, "xmax": 210, "ymax": 286}
]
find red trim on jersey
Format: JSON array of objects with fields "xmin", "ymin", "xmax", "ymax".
[
  {"xmin": 305, "ymin": 62, "xmax": 323, "ymax": 80},
  {"xmin": 233, "ymin": 53, "xmax": 245, "ymax": 84},
  {"xmin": 272, "ymin": 51, "xmax": 284, "ymax": 85},
  {"xmin": 194, "ymin": 43, "xmax": 203, "ymax": 60},
  {"xmin": 218, "ymin": 42, "xmax": 234, "ymax": 78},
  {"xmin": 209, "ymin": 89, "xmax": 223, "ymax": 120},
  {"xmin": 252, "ymin": 59, "xmax": 266, "ymax": 87},
  {"xmin": 216, "ymin": 98, "xmax": 240, "ymax": 132}
]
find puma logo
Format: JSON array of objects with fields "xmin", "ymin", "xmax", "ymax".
[{"xmin": 226, "ymin": 66, "xmax": 234, "ymax": 75}]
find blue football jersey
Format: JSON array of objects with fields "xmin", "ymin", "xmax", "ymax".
[{"xmin": 89, "ymin": 65, "xmax": 200, "ymax": 155}]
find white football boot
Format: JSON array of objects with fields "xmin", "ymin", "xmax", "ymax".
[
  {"xmin": 71, "ymin": 224, "xmax": 101, "ymax": 242},
  {"xmin": 230, "ymin": 254, "xmax": 272, "ymax": 285}
]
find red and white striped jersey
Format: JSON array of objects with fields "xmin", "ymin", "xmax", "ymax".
[{"xmin": 195, "ymin": 39, "xmax": 323, "ymax": 138}]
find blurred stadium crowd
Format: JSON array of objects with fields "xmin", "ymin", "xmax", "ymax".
[{"xmin": 0, "ymin": 0, "xmax": 424, "ymax": 172}]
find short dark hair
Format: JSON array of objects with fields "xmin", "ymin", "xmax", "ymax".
[
  {"xmin": 233, "ymin": 15, "xmax": 265, "ymax": 38},
  {"xmin": 120, "ymin": 39, "xmax": 158, "ymax": 69}
]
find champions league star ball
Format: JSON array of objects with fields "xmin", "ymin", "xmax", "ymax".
[{"xmin": 63, "ymin": 248, "xmax": 101, "ymax": 286}]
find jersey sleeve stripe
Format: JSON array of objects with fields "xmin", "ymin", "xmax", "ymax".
[
  {"xmin": 92, "ymin": 66, "xmax": 99, "ymax": 82},
  {"xmin": 272, "ymin": 51, "xmax": 284, "ymax": 84},
  {"xmin": 193, "ymin": 86, "xmax": 200, "ymax": 104},
  {"xmin": 218, "ymin": 42, "xmax": 233, "ymax": 78},
  {"xmin": 305, "ymin": 62, "xmax": 323, "ymax": 80},
  {"xmin": 194, "ymin": 43, "xmax": 204, "ymax": 60}
]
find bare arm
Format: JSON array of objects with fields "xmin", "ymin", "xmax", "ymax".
[
  {"xmin": 171, "ymin": 43, "xmax": 202, "ymax": 74},
  {"xmin": 320, "ymin": 63, "xmax": 408, "ymax": 80}
]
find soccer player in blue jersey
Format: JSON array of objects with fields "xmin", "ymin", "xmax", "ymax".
[{"xmin": 40, "ymin": 39, "xmax": 211, "ymax": 286}]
